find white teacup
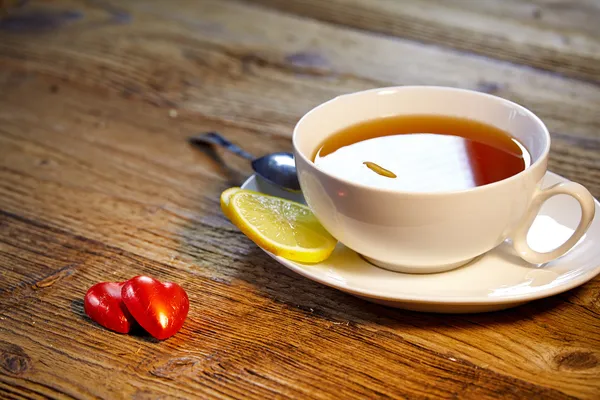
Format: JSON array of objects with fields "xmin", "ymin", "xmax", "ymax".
[{"xmin": 293, "ymin": 86, "xmax": 596, "ymax": 273}]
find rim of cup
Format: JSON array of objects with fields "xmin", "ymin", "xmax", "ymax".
[{"xmin": 292, "ymin": 85, "xmax": 551, "ymax": 197}]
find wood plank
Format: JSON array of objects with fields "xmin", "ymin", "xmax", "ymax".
[
  {"xmin": 1, "ymin": 0, "xmax": 599, "ymax": 192},
  {"xmin": 0, "ymin": 67, "xmax": 599, "ymax": 399},
  {"xmin": 1, "ymin": 209, "xmax": 596, "ymax": 399},
  {"xmin": 0, "ymin": 0, "xmax": 599, "ymax": 398},
  {"xmin": 241, "ymin": 0, "xmax": 600, "ymax": 83}
]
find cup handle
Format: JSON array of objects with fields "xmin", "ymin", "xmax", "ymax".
[{"xmin": 511, "ymin": 182, "xmax": 596, "ymax": 264}]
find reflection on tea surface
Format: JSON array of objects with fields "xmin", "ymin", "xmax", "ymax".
[{"xmin": 314, "ymin": 115, "xmax": 531, "ymax": 192}]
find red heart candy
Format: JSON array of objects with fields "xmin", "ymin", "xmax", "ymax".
[
  {"xmin": 84, "ymin": 282, "xmax": 135, "ymax": 334},
  {"xmin": 121, "ymin": 276, "xmax": 189, "ymax": 340}
]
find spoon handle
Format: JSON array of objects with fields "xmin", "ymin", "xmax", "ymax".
[{"xmin": 188, "ymin": 132, "xmax": 254, "ymax": 160}]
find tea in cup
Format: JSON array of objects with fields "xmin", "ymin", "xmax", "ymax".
[{"xmin": 293, "ymin": 86, "xmax": 596, "ymax": 273}]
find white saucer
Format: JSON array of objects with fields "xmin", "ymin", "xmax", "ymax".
[{"xmin": 241, "ymin": 172, "xmax": 600, "ymax": 313}]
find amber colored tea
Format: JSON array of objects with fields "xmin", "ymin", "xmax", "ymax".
[{"xmin": 313, "ymin": 115, "xmax": 531, "ymax": 192}]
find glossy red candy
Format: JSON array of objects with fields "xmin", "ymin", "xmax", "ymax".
[
  {"xmin": 84, "ymin": 282, "xmax": 135, "ymax": 334},
  {"xmin": 121, "ymin": 276, "xmax": 189, "ymax": 340}
]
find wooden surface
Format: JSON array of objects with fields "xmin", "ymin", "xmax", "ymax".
[{"xmin": 1, "ymin": 0, "xmax": 599, "ymax": 398}]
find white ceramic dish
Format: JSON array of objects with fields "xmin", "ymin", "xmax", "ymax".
[{"xmin": 241, "ymin": 171, "xmax": 600, "ymax": 313}]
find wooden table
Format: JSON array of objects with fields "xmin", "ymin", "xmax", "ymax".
[{"xmin": 1, "ymin": 1, "xmax": 599, "ymax": 398}]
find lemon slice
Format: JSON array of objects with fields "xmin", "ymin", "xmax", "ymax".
[{"xmin": 224, "ymin": 189, "xmax": 337, "ymax": 263}]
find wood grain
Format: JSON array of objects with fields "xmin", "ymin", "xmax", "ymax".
[
  {"xmin": 1, "ymin": 0, "xmax": 599, "ymax": 190},
  {"xmin": 243, "ymin": 0, "xmax": 600, "ymax": 83},
  {"xmin": 0, "ymin": 0, "xmax": 599, "ymax": 399}
]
